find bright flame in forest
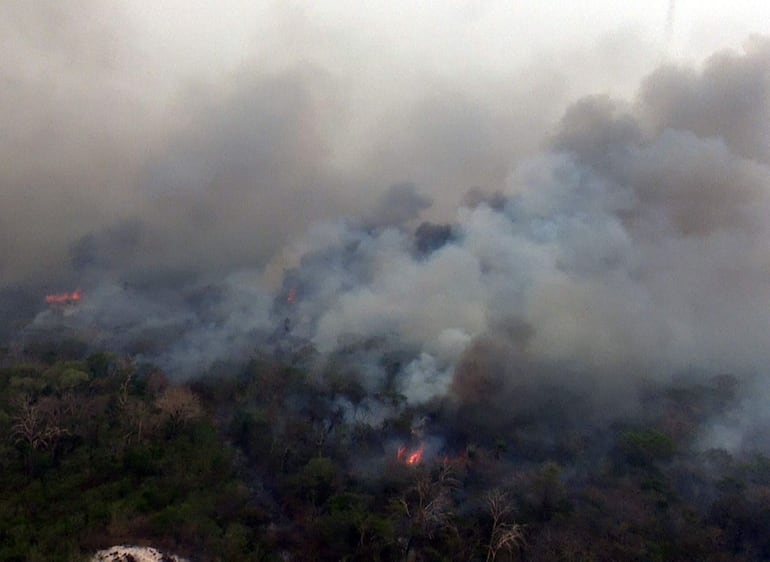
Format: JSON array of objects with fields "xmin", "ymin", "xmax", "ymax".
[
  {"xmin": 45, "ymin": 288, "xmax": 82, "ymax": 304},
  {"xmin": 397, "ymin": 443, "xmax": 425, "ymax": 465}
]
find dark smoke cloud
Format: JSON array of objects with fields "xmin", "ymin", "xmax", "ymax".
[
  {"xmin": 639, "ymin": 36, "xmax": 770, "ymax": 164},
  {"xmin": 0, "ymin": 4, "xmax": 348, "ymax": 285},
  {"xmin": 414, "ymin": 222, "xmax": 455, "ymax": 256},
  {"xmin": 275, "ymin": 38, "xmax": 770, "ymax": 450},
  {"xmin": 364, "ymin": 183, "xmax": 433, "ymax": 228},
  {"xmin": 70, "ymin": 220, "xmax": 144, "ymax": 273},
  {"xmin": 0, "ymin": 3, "xmax": 579, "ymax": 287},
  {"xmin": 0, "ymin": 2, "xmax": 146, "ymax": 285},
  {"xmin": 3, "ymin": 3, "xmax": 770, "ymax": 452}
]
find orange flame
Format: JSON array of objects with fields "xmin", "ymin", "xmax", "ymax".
[
  {"xmin": 286, "ymin": 288, "xmax": 296, "ymax": 304},
  {"xmin": 45, "ymin": 288, "xmax": 81, "ymax": 304},
  {"xmin": 407, "ymin": 445, "xmax": 424, "ymax": 465},
  {"xmin": 397, "ymin": 443, "xmax": 425, "ymax": 465}
]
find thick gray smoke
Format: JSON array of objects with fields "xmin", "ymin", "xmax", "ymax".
[
  {"xmin": 3, "ymin": 3, "xmax": 770, "ymax": 451},
  {"xmin": 272, "ymin": 38, "xmax": 770, "ymax": 387}
]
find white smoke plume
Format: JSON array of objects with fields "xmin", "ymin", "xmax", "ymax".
[{"xmin": 3, "ymin": 4, "xmax": 770, "ymax": 449}]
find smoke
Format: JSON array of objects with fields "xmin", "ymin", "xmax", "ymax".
[
  {"xmin": 665, "ymin": 0, "xmax": 676, "ymax": 47},
  {"xmin": 1, "ymin": 1, "xmax": 678, "ymax": 287},
  {"xmin": 3, "ymin": 4, "xmax": 770, "ymax": 451}
]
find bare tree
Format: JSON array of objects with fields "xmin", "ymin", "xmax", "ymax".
[
  {"xmin": 485, "ymin": 489, "xmax": 526, "ymax": 562},
  {"xmin": 120, "ymin": 397, "xmax": 154, "ymax": 447},
  {"xmin": 117, "ymin": 361, "xmax": 135, "ymax": 410},
  {"xmin": 397, "ymin": 462, "xmax": 461, "ymax": 560},
  {"xmin": 155, "ymin": 385, "xmax": 203, "ymax": 435},
  {"xmin": 11, "ymin": 395, "xmax": 69, "ymax": 474},
  {"xmin": 11, "ymin": 395, "xmax": 67, "ymax": 451}
]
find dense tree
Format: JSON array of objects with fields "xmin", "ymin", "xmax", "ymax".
[{"xmin": 0, "ymin": 347, "xmax": 766, "ymax": 561}]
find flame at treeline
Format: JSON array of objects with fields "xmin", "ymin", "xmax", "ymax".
[
  {"xmin": 397, "ymin": 443, "xmax": 425, "ymax": 465},
  {"xmin": 45, "ymin": 288, "xmax": 82, "ymax": 304}
]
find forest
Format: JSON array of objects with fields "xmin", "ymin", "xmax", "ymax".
[
  {"xmin": 1, "ymin": 338, "xmax": 769, "ymax": 561},
  {"xmin": 3, "ymin": 4, "xmax": 770, "ymax": 561}
]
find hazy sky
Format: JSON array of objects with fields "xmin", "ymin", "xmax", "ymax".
[
  {"xmin": 121, "ymin": 1, "xmax": 770, "ymax": 92},
  {"xmin": 6, "ymin": 2, "xmax": 770, "ymax": 449},
  {"xmin": 117, "ymin": 1, "xmax": 770, "ymax": 148},
  {"xmin": 2, "ymin": 1, "xmax": 769, "ymax": 283}
]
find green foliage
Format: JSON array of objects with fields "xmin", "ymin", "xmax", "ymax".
[
  {"xmin": 325, "ymin": 370, "xmax": 367, "ymax": 405},
  {"xmin": 228, "ymin": 407, "xmax": 273, "ymax": 461},
  {"xmin": 618, "ymin": 429, "xmax": 675, "ymax": 467},
  {"xmin": 316, "ymin": 493, "xmax": 397, "ymax": 560},
  {"xmin": 528, "ymin": 461, "xmax": 571, "ymax": 521},
  {"xmin": 60, "ymin": 366, "xmax": 90, "ymax": 386},
  {"xmin": 8, "ymin": 373, "xmax": 46, "ymax": 394},
  {"xmin": 0, "ymin": 348, "xmax": 767, "ymax": 562},
  {"xmin": 287, "ymin": 456, "xmax": 337, "ymax": 506},
  {"xmin": 0, "ymin": 350, "xmax": 250, "ymax": 561},
  {"xmin": 24, "ymin": 337, "xmax": 88, "ymax": 363},
  {"xmin": 87, "ymin": 351, "xmax": 118, "ymax": 378}
]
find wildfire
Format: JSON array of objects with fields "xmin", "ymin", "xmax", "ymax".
[
  {"xmin": 45, "ymin": 288, "xmax": 82, "ymax": 304},
  {"xmin": 397, "ymin": 443, "xmax": 425, "ymax": 465},
  {"xmin": 286, "ymin": 288, "xmax": 296, "ymax": 304}
]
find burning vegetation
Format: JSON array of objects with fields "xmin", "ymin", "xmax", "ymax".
[
  {"xmin": 396, "ymin": 443, "xmax": 425, "ymax": 465},
  {"xmin": 4, "ymin": 346, "xmax": 770, "ymax": 561},
  {"xmin": 44, "ymin": 288, "xmax": 81, "ymax": 305},
  {"xmin": 1, "ymin": 7, "xmax": 770, "ymax": 559}
]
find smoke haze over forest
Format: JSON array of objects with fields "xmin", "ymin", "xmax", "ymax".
[{"xmin": 3, "ymin": 2, "xmax": 770, "ymax": 454}]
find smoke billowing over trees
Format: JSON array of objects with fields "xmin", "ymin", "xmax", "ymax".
[{"xmin": 2, "ymin": 3, "xmax": 770, "ymax": 559}]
